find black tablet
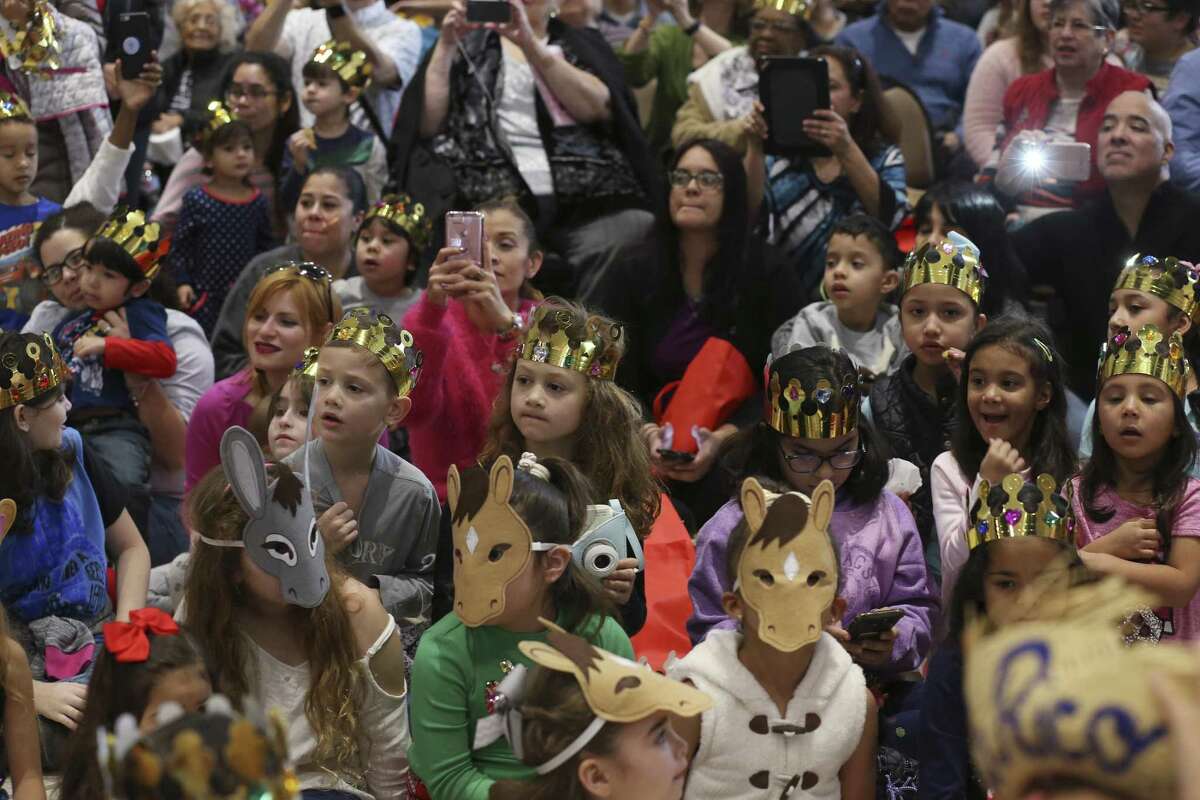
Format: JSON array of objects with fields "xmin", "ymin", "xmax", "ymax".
[{"xmin": 759, "ymin": 56, "xmax": 832, "ymax": 158}]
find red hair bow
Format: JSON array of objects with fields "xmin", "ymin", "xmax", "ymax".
[{"xmin": 102, "ymin": 608, "xmax": 180, "ymax": 663}]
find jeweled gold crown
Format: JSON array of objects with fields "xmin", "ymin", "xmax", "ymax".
[
  {"xmin": 317, "ymin": 308, "xmax": 422, "ymax": 397},
  {"xmin": 753, "ymin": 0, "xmax": 813, "ymax": 18},
  {"xmin": 518, "ymin": 305, "xmax": 622, "ymax": 380},
  {"xmin": 363, "ymin": 194, "xmax": 432, "ymax": 252},
  {"xmin": 0, "ymin": 91, "xmax": 30, "ymax": 122},
  {"xmin": 767, "ymin": 368, "xmax": 860, "ymax": 439},
  {"xmin": 0, "ymin": 333, "xmax": 68, "ymax": 410},
  {"xmin": 967, "ymin": 473, "xmax": 1074, "ymax": 550},
  {"xmin": 94, "ymin": 207, "xmax": 170, "ymax": 281},
  {"xmin": 1097, "ymin": 323, "xmax": 1188, "ymax": 398},
  {"xmin": 309, "ymin": 39, "xmax": 372, "ymax": 89},
  {"xmin": 1114, "ymin": 253, "xmax": 1200, "ymax": 322},
  {"xmin": 902, "ymin": 236, "xmax": 986, "ymax": 306},
  {"xmin": 2, "ymin": 0, "xmax": 61, "ymax": 74}
]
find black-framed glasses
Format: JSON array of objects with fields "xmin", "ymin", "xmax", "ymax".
[
  {"xmin": 225, "ymin": 83, "xmax": 276, "ymax": 101},
  {"xmin": 1049, "ymin": 16, "xmax": 1109, "ymax": 33},
  {"xmin": 1122, "ymin": 0, "xmax": 1171, "ymax": 11},
  {"xmin": 667, "ymin": 169, "xmax": 724, "ymax": 191},
  {"xmin": 266, "ymin": 262, "xmax": 334, "ymax": 322},
  {"xmin": 778, "ymin": 441, "xmax": 865, "ymax": 474},
  {"xmin": 41, "ymin": 247, "xmax": 86, "ymax": 286}
]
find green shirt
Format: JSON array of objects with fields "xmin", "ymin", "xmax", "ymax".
[
  {"xmin": 619, "ymin": 25, "xmax": 744, "ymax": 160},
  {"xmin": 408, "ymin": 610, "xmax": 634, "ymax": 800}
]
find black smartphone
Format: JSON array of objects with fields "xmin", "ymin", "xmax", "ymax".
[
  {"xmin": 115, "ymin": 11, "xmax": 153, "ymax": 80},
  {"xmin": 657, "ymin": 449, "xmax": 695, "ymax": 464},
  {"xmin": 847, "ymin": 608, "xmax": 904, "ymax": 641},
  {"xmin": 759, "ymin": 56, "xmax": 832, "ymax": 158},
  {"xmin": 466, "ymin": 0, "xmax": 512, "ymax": 23}
]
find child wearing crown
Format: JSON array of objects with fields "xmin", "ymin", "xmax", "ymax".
[
  {"xmin": 1074, "ymin": 323, "xmax": 1200, "ymax": 642},
  {"xmin": 284, "ymin": 308, "xmax": 440, "ymax": 623},
  {"xmin": 170, "ymin": 102, "xmax": 276, "ymax": 337},
  {"xmin": 281, "ymin": 40, "xmax": 387, "ymax": 210},
  {"xmin": 52, "ymin": 207, "xmax": 176, "ymax": 495},
  {"xmin": 335, "ymin": 193, "xmax": 429, "ymax": 321}
]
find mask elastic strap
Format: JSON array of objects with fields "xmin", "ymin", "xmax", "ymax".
[
  {"xmin": 196, "ymin": 535, "xmax": 245, "ymax": 549},
  {"xmin": 534, "ymin": 715, "xmax": 607, "ymax": 775}
]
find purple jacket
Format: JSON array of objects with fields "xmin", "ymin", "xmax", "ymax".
[{"xmin": 687, "ymin": 489, "xmax": 939, "ymax": 673}]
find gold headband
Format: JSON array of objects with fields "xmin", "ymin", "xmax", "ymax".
[
  {"xmin": 309, "ymin": 39, "xmax": 372, "ymax": 89},
  {"xmin": 94, "ymin": 206, "xmax": 170, "ymax": 281},
  {"xmin": 0, "ymin": 333, "xmax": 68, "ymax": 411},
  {"xmin": 1114, "ymin": 253, "xmax": 1200, "ymax": 322},
  {"xmin": 197, "ymin": 99, "xmax": 238, "ymax": 147},
  {"xmin": 1097, "ymin": 323, "xmax": 1188, "ymax": 398},
  {"xmin": 309, "ymin": 308, "xmax": 423, "ymax": 397},
  {"xmin": 967, "ymin": 473, "xmax": 1075, "ymax": 550},
  {"xmin": 363, "ymin": 194, "xmax": 432, "ymax": 252},
  {"xmin": 753, "ymin": 0, "xmax": 813, "ymax": 18},
  {"xmin": 766, "ymin": 369, "xmax": 860, "ymax": 439},
  {"xmin": 901, "ymin": 237, "xmax": 986, "ymax": 306},
  {"xmin": 518, "ymin": 305, "xmax": 622, "ymax": 381},
  {"xmin": 0, "ymin": 91, "xmax": 30, "ymax": 121},
  {"xmin": 1, "ymin": 0, "xmax": 60, "ymax": 74}
]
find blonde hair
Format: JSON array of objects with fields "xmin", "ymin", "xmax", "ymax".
[
  {"xmin": 183, "ymin": 464, "xmax": 366, "ymax": 784},
  {"xmin": 480, "ymin": 298, "xmax": 661, "ymax": 539},
  {"xmin": 171, "ymin": 0, "xmax": 242, "ymax": 52}
]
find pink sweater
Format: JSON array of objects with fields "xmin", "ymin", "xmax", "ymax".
[
  {"xmin": 402, "ymin": 296, "xmax": 538, "ymax": 503},
  {"xmin": 962, "ymin": 38, "xmax": 1053, "ymax": 168},
  {"xmin": 185, "ymin": 370, "xmax": 254, "ymax": 491}
]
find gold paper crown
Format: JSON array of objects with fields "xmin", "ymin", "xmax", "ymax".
[
  {"xmin": 967, "ymin": 473, "xmax": 1074, "ymax": 550},
  {"xmin": 1114, "ymin": 253, "xmax": 1200, "ymax": 322},
  {"xmin": 767, "ymin": 369, "xmax": 860, "ymax": 439},
  {"xmin": 0, "ymin": 333, "xmax": 67, "ymax": 410},
  {"xmin": 1097, "ymin": 323, "xmax": 1188, "ymax": 398},
  {"xmin": 518, "ymin": 305, "xmax": 622, "ymax": 380},
  {"xmin": 1, "ymin": 0, "xmax": 61, "ymax": 75},
  {"xmin": 309, "ymin": 308, "xmax": 423, "ymax": 397},
  {"xmin": 363, "ymin": 193, "xmax": 432, "ymax": 251},
  {"xmin": 0, "ymin": 91, "xmax": 30, "ymax": 122},
  {"xmin": 901, "ymin": 237, "xmax": 986, "ymax": 306},
  {"xmin": 94, "ymin": 206, "xmax": 170, "ymax": 281},
  {"xmin": 197, "ymin": 99, "xmax": 238, "ymax": 147},
  {"xmin": 309, "ymin": 39, "xmax": 372, "ymax": 89},
  {"xmin": 753, "ymin": 0, "xmax": 813, "ymax": 18}
]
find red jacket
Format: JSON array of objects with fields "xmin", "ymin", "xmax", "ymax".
[{"xmin": 1000, "ymin": 62, "xmax": 1152, "ymax": 198}]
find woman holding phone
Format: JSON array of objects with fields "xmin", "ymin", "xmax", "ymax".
[{"xmin": 745, "ymin": 44, "xmax": 908, "ymax": 304}]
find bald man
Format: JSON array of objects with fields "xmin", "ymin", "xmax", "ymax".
[{"xmin": 1012, "ymin": 90, "xmax": 1200, "ymax": 399}]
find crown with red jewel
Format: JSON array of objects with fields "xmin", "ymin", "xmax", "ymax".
[
  {"xmin": 94, "ymin": 206, "xmax": 170, "ymax": 281},
  {"xmin": 968, "ymin": 473, "xmax": 1075, "ymax": 550},
  {"xmin": 0, "ymin": 333, "xmax": 68, "ymax": 411},
  {"xmin": 1114, "ymin": 253, "xmax": 1200, "ymax": 322},
  {"xmin": 902, "ymin": 233, "xmax": 987, "ymax": 306},
  {"xmin": 1097, "ymin": 323, "xmax": 1188, "ymax": 398},
  {"xmin": 518, "ymin": 303, "xmax": 623, "ymax": 381}
]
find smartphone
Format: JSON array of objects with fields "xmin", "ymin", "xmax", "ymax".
[
  {"xmin": 466, "ymin": 0, "xmax": 512, "ymax": 23},
  {"xmin": 657, "ymin": 449, "xmax": 695, "ymax": 464},
  {"xmin": 445, "ymin": 211, "xmax": 485, "ymax": 265},
  {"xmin": 759, "ymin": 56, "xmax": 831, "ymax": 158},
  {"xmin": 1020, "ymin": 141, "xmax": 1092, "ymax": 182},
  {"xmin": 847, "ymin": 607, "xmax": 904, "ymax": 641},
  {"xmin": 115, "ymin": 11, "xmax": 153, "ymax": 80}
]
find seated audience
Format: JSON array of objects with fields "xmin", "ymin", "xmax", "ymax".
[
  {"xmin": 1163, "ymin": 45, "xmax": 1200, "ymax": 193},
  {"xmin": 152, "ymin": 0, "xmax": 243, "ymax": 144},
  {"xmin": 1116, "ymin": 0, "xmax": 1198, "ymax": 92}
]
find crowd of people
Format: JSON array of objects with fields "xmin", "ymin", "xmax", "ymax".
[{"xmin": 0, "ymin": 0, "xmax": 1198, "ymax": 794}]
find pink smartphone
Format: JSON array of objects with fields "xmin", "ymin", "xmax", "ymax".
[
  {"xmin": 1027, "ymin": 141, "xmax": 1092, "ymax": 182},
  {"xmin": 445, "ymin": 211, "xmax": 485, "ymax": 265}
]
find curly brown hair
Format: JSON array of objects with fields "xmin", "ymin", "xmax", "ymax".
[
  {"xmin": 183, "ymin": 464, "xmax": 367, "ymax": 785},
  {"xmin": 479, "ymin": 298, "xmax": 662, "ymax": 539}
]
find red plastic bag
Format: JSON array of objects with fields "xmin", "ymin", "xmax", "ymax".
[
  {"xmin": 651, "ymin": 337, "xmax": 758, "ymax": 455},
  {"xmin": 631, "ymin": 495, "xmax": 696, "ymax": 670}
]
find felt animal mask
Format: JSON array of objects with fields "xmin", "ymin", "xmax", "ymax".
[
  {"xmin": 447, "ymin": 456, "xmax": 554, "ymax": 627},
  {"xmin": 735, "ymin": 478, "xmax": 839, "ymax": 652},
  {"xmin": 202, "ymin": 427, "xmax": 329, "ymax": 609}
]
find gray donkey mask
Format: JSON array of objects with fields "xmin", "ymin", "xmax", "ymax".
[{"xmin": 200, "ymin": 426, "xmax": 329, "ymax": 608}]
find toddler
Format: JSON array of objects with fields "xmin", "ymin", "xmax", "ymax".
[{"xmin": 335, "ymin": 193, "xmax": 429, "ymax": 320}]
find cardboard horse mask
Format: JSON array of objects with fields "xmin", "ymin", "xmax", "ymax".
[{"xmin": 200, "ymin": 427, "xmax": 329, "ymax": 608}]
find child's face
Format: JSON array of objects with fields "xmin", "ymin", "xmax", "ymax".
[
  {"xmin": 301, "ymin": 75, "xmax": 352, "ymax": 119},
  {"xmin": 983, "ymin": 537, "xmax": 1069, "ymax": 628},
  {"xmin": 1096, "ymin": 373, "xmax": 1177, "ymax": 463},
  {"xmin": 511, "ymin": 360, "xmax": 588, "ymax": 453},
  {"xmin": 0, "ymin": 120, "xmax": 36, "ymax": 199},
  {"xmin": 966, "ymin": 344, "xmax": 1051, "ymax": 452},
  {"xmin": 314, "ymin": 345, "xmax": 408, "ymax": 447},
  {"xmin": 900, "ymin": 283, "xmax": 982, "ymax": 368},
  {"xmin": 138, "ymin": 662, "xmax": 213, "ymax": 734},
  {"xmin": 245, "ymin": 289, "xmax": 314, "ymax": 376},
  {"xmin": 79, "ymin": 257, "xmax": 145, "ymax": 312},
  {"xmin": 581, "ymin": 712, "xmax": 689, "ymax": 800},
  {"xmin": 1107, "ymin": 288, "xmax": 1189, "ymax": 339},
  {"xmin": 207, "ymin": 136, "xmax": 254, "ymax": 182},
  {"xmin": 355, "ymin": 219, "xmax": 413, "ymax": 289},
  {"xmin": 268, "ymin": 380, "xmax": 311, "ymax": 460},
  {"xmin": 16, "ymin": 391, "xmax": 69, "ymax": 451},
  {"xmin": 821, "ymin": 233, "xmax": 898, "ymax": 317},
  {"xmin": 776, "ymin": 429, "xmax": 860, "ymax": 496},
  {"xmin": 484, "ymin": 208, "xmax": 541, "ymax": 300}
]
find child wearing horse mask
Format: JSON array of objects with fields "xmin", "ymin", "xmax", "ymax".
[
  {"xmin": 185, "ymin": 427, "xmax": 409, "ymax": 798},
  {"xmin": 669, "ymin": 478, "xmax": 877, "ymax": 800},
  {"xmin": 408, "ymin": 454, "xmax": 634, "ymax": 800}
]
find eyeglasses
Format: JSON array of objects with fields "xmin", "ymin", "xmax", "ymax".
[
  {"xmin": 778, "ymin": 441, "xmax": 865, "ymax": 474},
  {"xmin": 225, "ymin": 83, "xmax": 276, "ymax": 101},
  {"xmin": 266, "ymin": 261, "xmax": 335, "ymax": 322},
  {"xmin": 749, "ymin": 17, "xmax": 803, "ymax": 33},
  {"xmin": 667, "ymin": 169, "xmax": 724, "ymax": 191},
  {"xmin": 41, "ymin": 247, "xmax": 86, "ymax": 286},
  {"xmin": 1122, "ymin": 0, "xmax": 1171, "ymax": 12},
  {"xmin": 1049, "ymin": 17, "xmax": 1109, "ymax": 33}
]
